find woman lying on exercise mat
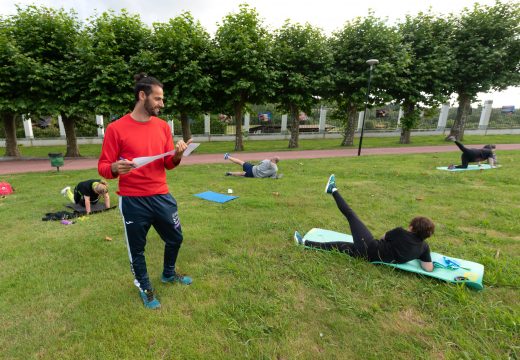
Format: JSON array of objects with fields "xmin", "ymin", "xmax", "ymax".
[{"xmin": 294, "ymin": 175, "xmax": 434, "ymax": 272}]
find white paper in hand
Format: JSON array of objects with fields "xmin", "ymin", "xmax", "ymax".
[
  {"xmin": 131, "ymin": 143, "xmax": 200, "ymax": 169},
  {"xmin": 182, "ymin": 142, "xmax": 200, "ymax": 156}
]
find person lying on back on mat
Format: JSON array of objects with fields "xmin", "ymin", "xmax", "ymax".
[
  {"xmin": 60, "ymin": 179, "xmax": 110, "ymax": 215},
  {"xmin": 294, "ymin": 175, "xmax": 435, "ymax": 272},
  {"xmin": 223, "ymin": 153, "xmax": 281, "ymax": 178},
  {"xmin": 446, "ymin": 136, "xmax": 497, "ymax": 169}
]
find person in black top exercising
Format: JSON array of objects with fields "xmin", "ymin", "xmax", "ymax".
[
  {"xmin": 61, "ymin": 179, "xmax": 110, "ymax": 214},
  {"xmin": 447, "ymin": 136, "xmax": 497, "ymax": 169},
  {"xmin": 294, "ymin": 175, "xmax": 434, "ymax": 272}
]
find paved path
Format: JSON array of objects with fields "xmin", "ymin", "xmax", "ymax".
[{"xmin": 1, "ymin": 144, "xmax": 519, "ymax": 175}]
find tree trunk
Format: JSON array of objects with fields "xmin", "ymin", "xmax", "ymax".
[
  {"xmin": 447, "ymin": 93, "xmax": 471, "ymax": 141},
  {"xmin": 234, "ymin": 102, "xmax": 244, "ymax": 151},
  {"xmin": 2, "ymin": 112, "xmax": 21, "ymax": 157},
  {"xmin": 288, "ymin": 104, "xmax": 299, "ymax": 148},
  {"xmin": 399, "ymin": 129, "xmax": 411, "ymax": 144},
  {"xmin": 62, "ymin": 114, "xmax": 81, "ymax": 157},
  {"xmin": 341, "ymin": 105, "xmax": 357, "ymax": 146},
  {"xmin": 180, "ymin": 112, "xmax": 192, "ymax": 141},
  {"xmin": 399, "ymin": 102, "xmax": 415, "ymax": 144}
]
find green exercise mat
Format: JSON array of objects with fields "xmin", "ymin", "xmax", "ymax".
[
  {"xmin": 301, "ymin": 228, "xmax": 484, "ymax": 290},
  {"xmin": 436, "ymin": 164, "xmax": 494, "ymax": 171}
]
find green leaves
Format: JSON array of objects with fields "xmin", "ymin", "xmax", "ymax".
[
  {"xmin": 214, "ymin": 4, "xmax": 274, "ymax": 108},
  {"xmin": 272, "ymin": 22, "xmax": 332, "ymax": 113},
  {"xmin": 151, "ymin": 12, "xmax": 213, "ymax": 116},
  {"xmin": 86, "ymin": 10, "xmax": 151, "ymax": 115},
  {"xmin": 450, "ymin": 1, "xmax": 520, "ymax": 96}
]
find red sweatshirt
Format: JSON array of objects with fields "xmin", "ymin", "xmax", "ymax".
[{"xmin": 98, "ymin": 114, "xmax": 178, "ymax": 196}]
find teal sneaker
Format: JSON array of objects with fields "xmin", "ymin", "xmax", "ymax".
[
  {"xmin": 139, "ymin": 289, "xmax": 161, "ymax": 309},
  {"xmin": 294, "ymin": 231, "xmax": 304, "ymax": 245},
  {"xmin": 325, "ymin": 174, "xmax": 337, "ymax": 194},
  {"xmin": 161, "ymin": 273, "xmax": 193, "ymax": 285}
]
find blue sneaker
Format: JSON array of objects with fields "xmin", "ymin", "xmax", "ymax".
[
  {"xmin": 325, "ymin": 174, "xmax": 337, "ymax": 194},
  {"xmin": 139, "ymin": 289, "xmax": 161, "ymax": 309},
  {"xmin": 294, "ymin": 231, "xmax": 304, "ymax": 245},
  {"xmin": 224, "ymin": 153, "xmax": 230, "ymax": 160},
  {"xmin": 161, "ymin": 273, "xmax": 193, "ymax": 285}
]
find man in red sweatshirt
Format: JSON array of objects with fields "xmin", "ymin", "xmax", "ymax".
[{"xmin": 98, "ymin": 73, "xmax": 192, "ymax": 309}]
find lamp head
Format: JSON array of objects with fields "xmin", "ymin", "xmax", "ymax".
[{"xmin": 366, "ymin": 59, "xmax": 379, "ymax": 66}]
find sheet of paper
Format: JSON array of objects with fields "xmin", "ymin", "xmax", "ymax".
[
  {"xmin": 182, "ymin": 142, "xmax": 200, "ymax": 156},
  {"xmin": 131, "ymin": 143, "xmax": 200, "ymax": 169}
]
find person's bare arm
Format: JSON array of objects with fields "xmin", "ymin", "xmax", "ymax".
[
  {"xmin": 420, "ymin": 261, "xmax": 434, "ymax": 272},
  {"xmin": 84, "ymin": 196, "xmax": 91, "ymax": 214},
  {"xmin": 104, "ymin": 193, "xmax": 110, "ymax": 209}
]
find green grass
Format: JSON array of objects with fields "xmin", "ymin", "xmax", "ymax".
[
  {"xmin": 1, "ymin": 151, "xmax": 519, "ymax": 359},
  {"xmin": 8, "ymin": 134, "xmax": 520, "ymax": 158}
]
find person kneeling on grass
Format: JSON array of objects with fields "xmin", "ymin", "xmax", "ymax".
[
  {"xmin": 61, "ymin": 179, "xmax": 110, "ymax": 215},
  {"xmin": 224, "ymin": 153, "xmax": 281, "ymax": 178},
  {"xmin": 446, "ymin": 136, "xmax": 497, "ymax": 169},
  {"xmin": 294, "ymin": 175, "xmax": 434, "ymax": 272}
]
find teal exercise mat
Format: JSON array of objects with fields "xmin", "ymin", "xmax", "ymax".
[
  {"xmin": 436, "ymin": 164, "xmax": 494, "ymax": 171},
  {"xmin": 301, "ymin": 228, "xmax": 484, "ymax": 290}
]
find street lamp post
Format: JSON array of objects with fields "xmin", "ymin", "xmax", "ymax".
[{"xmin": 357, "ymin": 59, "xmax": 379, "ymax": 156}]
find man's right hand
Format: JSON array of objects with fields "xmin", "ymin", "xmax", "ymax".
[{"xmin": 111, "ymin": 159, "xmax": 135, "ymax": 176}]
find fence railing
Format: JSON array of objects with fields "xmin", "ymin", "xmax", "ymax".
[{"xmin": 2, "ymin": 102, "xmax": 519, "ymax": 141}]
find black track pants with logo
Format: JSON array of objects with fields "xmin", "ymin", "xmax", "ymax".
[{"xmin": 119, "ymin": 194, "xmax": 183, "ymax": 292}]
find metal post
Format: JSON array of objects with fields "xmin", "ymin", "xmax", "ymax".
[{"xmin": 358, "ymin": 59, "xmax": 379, "ymax": 156}]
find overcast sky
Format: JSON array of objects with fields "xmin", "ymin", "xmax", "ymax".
[{"xmin": 1, "ymin": 0, "xmax": 519, "ymax": 107}]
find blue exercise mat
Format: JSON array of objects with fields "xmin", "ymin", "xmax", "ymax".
[
  {"xmin": 437, "ymin": 164, "xmax": 493, "ymax": 171},
  {"xmin": 194, "ymin": 191, "xmax": 238, "ymax": 203}
]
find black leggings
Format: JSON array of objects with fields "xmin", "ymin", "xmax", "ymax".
[
  {"xmin": 454, "ymin": 141, "xmax": 479, "ymax": 168},
  {"xmin": 304, "ymin": 191, "xmax": 378, "ymax": 260}
]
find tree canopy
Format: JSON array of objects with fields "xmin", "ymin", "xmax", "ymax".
[
  {"xmin": 213, "ymin": 4, "xmax": 275, "ymax": 151},
  {"xmin": 272, "ymin": 21, "xmax": 332, "ymax": 148},
  {"xmin": 1, "ymin": 1, "xmax": 519, "ymax": 156},
  {"xmin": 447, "ymin": 1, "xmax": 520, "ymax": 140}
]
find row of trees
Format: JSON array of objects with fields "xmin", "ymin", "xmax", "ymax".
[{"xmin": 1, "ymin": 2, "xmax": 519, "ymax": 157}]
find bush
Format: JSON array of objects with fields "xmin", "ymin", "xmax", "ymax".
[{"xmin": 364, "ymin": 120, "xmax": 375, "ymax": 130}]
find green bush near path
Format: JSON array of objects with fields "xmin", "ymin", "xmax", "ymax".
[
  {"xmin": 5, "ymin": 134, "xmax": 520, "ymax": 158},
  {"xmin": 1, "ymin": 152, "xmax": 518, "ymax": 359}
]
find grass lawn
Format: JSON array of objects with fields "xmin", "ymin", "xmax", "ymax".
[
  {"xmin": 1, "ymin": 151, "xmax": 518, "ymax": 359},
  {"xmin": 9, "ymin": 134, "xmax": 520, "ymax": 158}
]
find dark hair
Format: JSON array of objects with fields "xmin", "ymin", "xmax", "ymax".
[
  {"xmin": 134, "ymin": 73, "xmax": 163, "ymax": 103},
  {"xmin": 483, "ymin": 144, "xmax": 496, "ymax": 150},
  {"xmin": 409, "ymin": 216, "xmax": 435, "ymax": 240}
]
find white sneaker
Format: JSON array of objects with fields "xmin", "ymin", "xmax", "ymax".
[
  {"xmin": 294, "ymin": 231, "xmax": 304, "ymax": 245},
  {"xmin": 60, "ymin": 186, "xmax": 71, "ymax": 196}
]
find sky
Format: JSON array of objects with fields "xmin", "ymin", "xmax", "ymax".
[{"xmin": 1, "ymin": 0, "xmax": 519, "ymax": 108}]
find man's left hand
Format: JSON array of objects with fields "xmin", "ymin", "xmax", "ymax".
[{"xmin": 173, "ymin": 138, "xmax": 193, "ymax": 161}]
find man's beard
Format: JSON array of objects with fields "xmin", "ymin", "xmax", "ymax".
[{"xmin": 144, "ymin": 98, "xmax": 161, "ymax": 116}]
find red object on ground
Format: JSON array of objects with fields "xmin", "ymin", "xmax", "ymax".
[{"xmin": 0, "ymin": 181, "xmax": 14, "ymax": 195}]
